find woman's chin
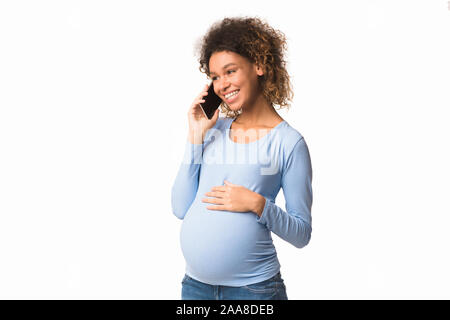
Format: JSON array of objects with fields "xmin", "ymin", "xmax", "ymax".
[{"xmin": 223, "ymin": 101, "xmax": 243, "ymax": 113}]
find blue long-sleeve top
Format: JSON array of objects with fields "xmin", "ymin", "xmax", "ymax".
[{"xmin": 171, "ymin": 116, "xmax": 313, "ymax": 286}]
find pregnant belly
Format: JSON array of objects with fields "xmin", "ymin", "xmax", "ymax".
[{"xmin": 180, "ymin": 197, "xmax": 271, "ymax": 282}]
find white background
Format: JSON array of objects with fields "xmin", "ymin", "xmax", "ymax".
[{"xmin": 0, "ymin": 0, "xmax": 449, "ymax": 299}]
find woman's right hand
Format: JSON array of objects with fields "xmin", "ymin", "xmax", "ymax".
[{"xmin": 187, "ymin": 84, "xmax": 220, "ymax": 144}]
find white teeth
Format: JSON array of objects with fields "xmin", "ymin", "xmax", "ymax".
[{"xmin": 225, "ymin": 90, "xmax": 239, "ymax": 99}]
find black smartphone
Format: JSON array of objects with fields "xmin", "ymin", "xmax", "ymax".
[{"xmin": 200, "ymin": 82, "xmax": 222, "ymax": 119}]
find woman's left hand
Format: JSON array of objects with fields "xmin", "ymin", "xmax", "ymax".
[{"xmin": 202, "ymin": 180, "xmax": 265, "ymax": 216}]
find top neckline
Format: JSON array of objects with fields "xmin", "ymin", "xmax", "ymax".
[{"xmin": 227, "ymin": 117, "xmax": 287, "ymax": 145}]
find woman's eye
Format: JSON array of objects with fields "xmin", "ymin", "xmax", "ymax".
[{"xmin": 211, "ymin": 70, "xmax": 234, "ymax": 81}]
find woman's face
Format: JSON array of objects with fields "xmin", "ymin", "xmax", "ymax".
[{"xmin": 208, "ymin": 50, "xmax": 264, "ymax": 112}]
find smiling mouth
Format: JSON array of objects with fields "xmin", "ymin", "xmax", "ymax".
[{"xmin": 224, "ymin": 90, "xmax": 239, "ymax": 102}]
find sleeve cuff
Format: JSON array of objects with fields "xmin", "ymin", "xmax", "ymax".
[{"xmin": 256, "ymin": 196, "xmax": 270, "ymax": 225}]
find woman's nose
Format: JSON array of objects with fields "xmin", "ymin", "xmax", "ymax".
[{"xmin": 218, "ymin": 79, "xmax": 230, "ymax": 93}]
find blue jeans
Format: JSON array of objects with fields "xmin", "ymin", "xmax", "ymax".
[{"xmin": 181, "ymin": 272, "xmax": 288, "ymax": 300}]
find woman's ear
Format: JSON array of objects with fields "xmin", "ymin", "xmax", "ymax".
[{"xmin": 254, "ymin": 62, "xmax": 264, "ymax": 76}]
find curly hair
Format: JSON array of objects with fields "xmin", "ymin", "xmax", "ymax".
[{"xmin": 195, "ymin": 16, "xmax": 294, "ymax": 118}]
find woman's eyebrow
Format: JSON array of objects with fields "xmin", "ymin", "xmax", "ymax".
[{"xmin": 209, "ymin": 63, "xmax": 237, "ymax": 75}]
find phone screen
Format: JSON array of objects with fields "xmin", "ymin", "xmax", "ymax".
[{"xmin": 200, "ymin": 82, "xmax": 222, "ymax": 119}]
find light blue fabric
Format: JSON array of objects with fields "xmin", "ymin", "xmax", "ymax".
[{"xmin": 171, "ymin": 117, "xmax": 313, "ymax": 287}]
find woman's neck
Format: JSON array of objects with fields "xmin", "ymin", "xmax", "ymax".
[{"xmin": 234, "ymin": 95, "xmax": 282, "ymax": 127}]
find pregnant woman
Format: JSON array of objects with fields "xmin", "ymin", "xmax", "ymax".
[{"xmin": 171, "ymin": 16, "xmax": 313, "ymax": 300}]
